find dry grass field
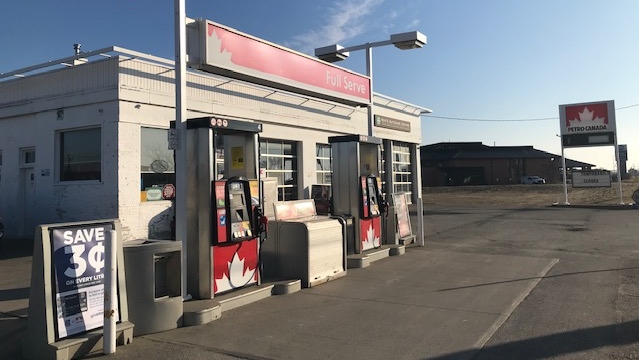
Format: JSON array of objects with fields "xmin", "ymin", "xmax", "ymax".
[{"xmin": 422, "ymin": 178, "xmax": 639, "ymax": 207}]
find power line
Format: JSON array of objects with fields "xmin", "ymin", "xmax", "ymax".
[
  {"xmin": 422, "ymin": 103, "xmax": 639, "ymax": 122},
  {"xmin": 616, "ymin": 103, "xmax": 639, "ymax": 110},
  {"xmin": 424, "ymin": 115, "xmax": 556, "ymax": 122}
]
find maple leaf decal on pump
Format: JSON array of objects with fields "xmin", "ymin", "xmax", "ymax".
[
  {"xmin": 215, "ymin": 251, "xmax": 257, "ymax": 294},
  {"xmin": 362, "ymin": 224, "xmax": 380, "ymax": 249}
]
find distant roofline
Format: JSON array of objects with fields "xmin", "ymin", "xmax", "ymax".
[{"xmin": 421, "ymin": 141, "xmax": 596, "ymax": 167}]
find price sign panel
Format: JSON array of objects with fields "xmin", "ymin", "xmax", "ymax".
[
  {"xmin": 51, "ymin": 223, "xmax": 118, "ymax": 338},
  {"xmin": 559, "ymin": 100, "xmax": 616, "ymax": 148}
]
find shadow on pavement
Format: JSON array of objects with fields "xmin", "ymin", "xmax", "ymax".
[
  {"xmin": 436, "ymin": 266, "xmax": 639, "ymax": 292},
  {"xmin": 0, "ymin": 287, "xmax": 29, "ymax": 302},
  {"xmin": 0, "ymin": 238, "xmax": 34, "ymax": 260},
  {"xmin": 429, "ymin": 320, "xmax": 639, "ymax": 360},
  {"xmin": 0, "ymin": 314, "xmax": 28, "ymax": 360}
]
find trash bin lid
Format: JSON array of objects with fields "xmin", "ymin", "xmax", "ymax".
[{"xmin": 123, "ymin": 239, "xmax": 182, "ymax": 253}]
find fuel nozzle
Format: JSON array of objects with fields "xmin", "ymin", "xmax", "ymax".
[
  {"xmin": 381, "ymin": 199, "xmax": 389, "ymax": 214},
  {"xmin": 253, "ymin": 207, "xmax": 268, "ymax": 233}
]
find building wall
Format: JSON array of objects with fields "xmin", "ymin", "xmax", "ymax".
[
  {"xmin": 522, "ymin": 158, "xmax": 561, "ymax": 183},
  {"xmin": 0, "ymin": 60, "xmax": 120, "ymax": 239},
  {"xmin": 422, "ymin": 157, "xmax": 561, "ymax": 186},
  {"xmin": 1, "ymin": 54, "xmax": 425, "ymax": 240},
  {"xmin": 117, "ymin": 56, "xmax": 423, "ymax": 208},
  {"xmin": 422, "ymin": 167, "xmax": 447, "ymax": 186},
  {"xmin": 372, "ymin": 103, "xmax": 422, "ymax": 144}
]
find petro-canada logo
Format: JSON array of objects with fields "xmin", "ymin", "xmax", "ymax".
[{"xmin": 565, "ymin": 103, "xmax": 608, "ymax": 133}]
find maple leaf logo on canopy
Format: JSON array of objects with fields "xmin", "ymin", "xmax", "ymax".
[
  {"xmin": 207, "ymin": 25, "xmax": 234, "ymax": 67},
  {"xmin": 567, "ymin": 106, "xmax": 607, "ymax": 128}
]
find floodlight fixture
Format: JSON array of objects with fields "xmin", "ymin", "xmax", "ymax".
[
  {"xmin": 313, "ymin": 30, "xmax": 427, "ymax": 137},
  {"xmin": 390, "ymin": 31, "xmax": 427, "ymax": 50},
  {"xmin": 314, "ymin": 44, "xmax": 349, "ymax": 63}
]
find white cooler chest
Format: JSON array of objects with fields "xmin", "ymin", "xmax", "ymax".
[{"xmin": 264, "ymin": 200, "xmax": 346, "ymax": 287}]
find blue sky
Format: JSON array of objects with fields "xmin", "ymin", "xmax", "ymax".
[{"xmin": 2, "ymin": 0, "xmax": 639, "ymax": 170}]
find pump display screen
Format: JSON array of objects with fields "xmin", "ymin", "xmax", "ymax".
[
  {"xmin": 229, "ymin": 190, "xmax": 247, "ymax": 222},
  {"xmin": 228, "ymin": 182, "xmax": 253, "ymax": 240}
]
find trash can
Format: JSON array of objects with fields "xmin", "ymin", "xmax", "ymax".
[{"xmin": 123, "ymin": 239, "xmax": 183, "ymax": 336}]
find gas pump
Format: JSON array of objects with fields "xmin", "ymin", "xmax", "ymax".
[
  {"xmin": 329, "ymin": 135, "xmax": 388, "ymax": 256},
  {"xmin": 184, "ymin": 117, "xmax": 267, "ymax": 299}
]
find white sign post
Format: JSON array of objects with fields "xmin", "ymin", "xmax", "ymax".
[{"xmin": 103, "ymin": 230, "xmax": 117, "ymax": 354}]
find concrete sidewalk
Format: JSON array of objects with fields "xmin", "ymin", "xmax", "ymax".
[
  {"xmin": 0, "ymin": 238, "xmax": 32, "ymax": 360},
  {"xmin": 99, "ymin": 248, "xmax": 556, "ymax": 358},
  {"xmin": 7, "ymin": 205, "xmax": 639, "ymax": 359},
  {"xmin": 0, "ymin": 234, "xmax": 558, "ymax": 360}
]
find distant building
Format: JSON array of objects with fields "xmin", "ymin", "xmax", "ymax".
[{"xmin": 420, "ymin": 142, "xmax": 594, "ymax": 186}]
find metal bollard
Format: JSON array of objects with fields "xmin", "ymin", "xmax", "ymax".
[{"xmin": 103, "ymin": 230, "xmax": 117, "ymax": 354}]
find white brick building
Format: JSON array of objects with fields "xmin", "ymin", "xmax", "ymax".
[{"xmin": 0, "ymin": 27, "xmax": 428, "ymax": 241}]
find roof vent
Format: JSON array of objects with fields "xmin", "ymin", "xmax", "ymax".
[{"xmin": 72, "ymin": 43, "xmax": 88, "ymax": 66}]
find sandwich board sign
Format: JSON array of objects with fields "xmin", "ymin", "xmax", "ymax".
[{"xmin": 24, "ymin": 219, "xmax": 133, "ymax": 360}]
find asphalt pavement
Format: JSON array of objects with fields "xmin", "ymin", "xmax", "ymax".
[{"xmin": 3, "ymin": 205, "xmax": 639, "ymax": 359}]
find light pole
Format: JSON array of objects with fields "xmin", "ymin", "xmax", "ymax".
[
  {"xmin": 316, "ymin": 32, "xmax": 428, "ymax": 248},
  {"xmin": 314, "ymin": 31, "xmax": 427, "ymax": 137},
  {"xmin": 174, "ymin": 0, "xmax": 190, "ymax": 299}
]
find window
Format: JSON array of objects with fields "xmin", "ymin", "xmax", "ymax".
[
  {"xmin": 260, "ymin": 139, "xmax": 298, "ymax": 201},
  {"xmin": 316, "ymin": 144, "xmax": 332, "ymax": 185},
  {"xmin": 60, "ymin": 128, "xmax": 101, "ymax": 181},
  {"xmin": 392, "ymin": 142, "xmax": 412, "ymax": 199},
  {"xmin": 214, "ymin": 134, "xmax": 225, "ymax": 180},
  {"xmin": 22, "ymin": 149, "xmax": 36, "ymax": 165},
  {"xmin": 141, "ymin": 127, "xmax": 175, "ymax": 199}
]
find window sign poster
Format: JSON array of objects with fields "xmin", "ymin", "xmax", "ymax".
[
  {"xmin": 51, "ymin": 223, "xmax": 119, "ymax": 339},
  {"xmin": 311, "ymin": 184, "xmax": 331, "ymax": 215}
]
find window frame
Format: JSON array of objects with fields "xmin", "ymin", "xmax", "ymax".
[
  {"xmin": 140, "ymin": 127, "xmax": 176, "ymax": 202},
  {"xmin": 315, "ymin": 143, "xmax": 332, "ymax": 185},
  {"xmin": 58, "ymin": 127, "xmax": 102, "ymax": 183},
  {"xmin": 391, "ymin": 142, "xmax": 413, "ymax": 199},
  {"xmin": 260, "ymin": 139, "xmax": 299, "ymax": 201}
]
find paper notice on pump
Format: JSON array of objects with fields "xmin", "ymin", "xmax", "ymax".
[{"xmin": 231, "ymin": 147, "xmax": 244, "ymax": 169}]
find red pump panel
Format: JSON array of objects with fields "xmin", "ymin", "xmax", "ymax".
[
  {"xmin": 360, "ymin": 217, "xmax": 382, "ymax": 251},
  {"xmin": 213, "ymin": 181, "xmax": 228, "ymax": 244},
  {"xmin": 212, "ymin": 239, "xmax": 259, "ymax": 294}
]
